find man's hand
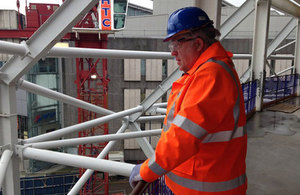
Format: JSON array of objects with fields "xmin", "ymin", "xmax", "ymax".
[{"xmin": 129, "ymin": 163, "xmax": 143, "ymax": 188}]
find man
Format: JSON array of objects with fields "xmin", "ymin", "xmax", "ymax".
[{"xmin": 130, "ymin": 7, "xmax": 247, "ymax": 195}]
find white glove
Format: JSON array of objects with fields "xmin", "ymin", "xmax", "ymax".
[{"xmin": 129, "ymin": 163, "xmax": 143, "ymax": 188}]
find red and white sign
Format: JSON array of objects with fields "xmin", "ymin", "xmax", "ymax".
[{"xmin": 99, "ymin": 0, "xmax": 112, "ymax": 30}]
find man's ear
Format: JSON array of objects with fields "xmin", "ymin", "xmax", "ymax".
[{"xmin": 195, "ymin": 38, "xmax": 205, "ymax": 52}]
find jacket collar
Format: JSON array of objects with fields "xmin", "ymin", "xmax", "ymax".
[{"xmin": 186, "ymin": 41, "xmax": 231, "ymax": 76}]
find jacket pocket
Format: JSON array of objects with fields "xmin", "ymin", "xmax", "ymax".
[{"xmin": 173, "ymin": 157, "xmax": 195, "ymax": 176}]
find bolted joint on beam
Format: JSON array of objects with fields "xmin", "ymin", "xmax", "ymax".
[
  {"xmin": 20, "ymin": 41, "xmax": 34, "ymax": 60},
  {"xmin": 14, "ymin": 145, "xmax": 31, "ymax": 160}
]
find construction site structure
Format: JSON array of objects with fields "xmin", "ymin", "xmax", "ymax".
[{"xmin": 0, "ymin": 0, "xmax": 128, "ymax": 194}]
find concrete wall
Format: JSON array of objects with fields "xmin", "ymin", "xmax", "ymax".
[{"xmin": 107, "ymin": 37, "xmax": 169, "ymax": 160}]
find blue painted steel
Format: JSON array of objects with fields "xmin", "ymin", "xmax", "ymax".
[
  {"xmin": 0, "ymin": 174, "xmax": 78, "ymax": 195},
  {"xmin": 145, "ymin": 176, "xmax": 174, "ymax": 195},
  {"xmin": 263, "ymin": 74, "xmax": 298, "ymax": 103},
  {"xmin": 242, "ymin": 80, "xmax": 257, "ymax": 114}
]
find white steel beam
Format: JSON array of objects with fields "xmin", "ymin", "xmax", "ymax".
[
  {"xmin": 137, "ymin": 115, "xmax": 166, "ymax": 122},
  {"xmin": 271, "ymin": 0, "xmax": 300, "ymax": 19},
  {"xmin": 23, "ymin": 106, "xmax": 143, "ymax": 144},
  {"xmin": 0, "ymin": 150, "xmax": 13, "ymax": 191},
  {"xmin": 275, "ymin": 40, "xmax": 296, "ymax": 52},
  {"xmin": 48, "ymin": 47, "xmax": 173, "ymax": 59},
  {"xmin": 26, "ymin": 129, "xmax": 162, "ymax": 149},
  {"xmin": 0, "ymin": 0, "xmax": 99, "ymax": 85},
  {"xmin": 16, "ymin": 146, "xmax": 134, "ymax": 177},
  {"xmin": 0, "ymin": 85, "xmax": 20, "ymax": 195},
  {"xmin": 155, "ymin": 108, "xmax": 167, "ymax": 115},
  {"xmin": 251, "ymin": 0, "xmax": 271, "ymax": 111},
  {"xmin": 0, "ymin": 41, "xmax": 26, "ymax": 56},
  {"xmin": 295, "ymin": 19, "xmax": 300, "ymax": 95},
  {"xmin": 18, "ymin": 79, "xmax": 114, "ymax": 115},
  {"xmin": 271, "ymin": 66, "xmax": 294, "ymax": 77},
  {"xmin": 68, "ymin": 122, "xmax": 129, "ymax": 195},
  {"xmin": 267, "ymin": 18, "xmax": 297, "ymax": 57},
  {"xmin": 220, "ymin": 0, "xmax": 255, "ymax": 40},
  {"xmin": 266, "ymin": 60, "xmax": 277, "ymax": 76},
  {"xmin": 152, "ymin": 102, "xmax": 168, "ymax": 107},
  {"xmin": 1, "ymin": 40, "xmax": 296, "ymax": 60},
  {"xmin": 0, "ymin": 41, "xmax": 173, "ymax": 59}
]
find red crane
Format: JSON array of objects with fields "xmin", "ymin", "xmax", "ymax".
[{"xmin": 0, "ymin": 1, "xmax": 110, "ymax": 194}]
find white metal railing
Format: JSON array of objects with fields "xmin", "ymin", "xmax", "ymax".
[
  {"xmin": 0, "ymin": 0, "xmax": 299, "ymax": 194},
  {"xmin": 0, "ymin": 36, "xmax": 176, "ymax": 194},
  {"xmin": 0, "ymin": 150, "xmax": 13, "ymax": 190}
]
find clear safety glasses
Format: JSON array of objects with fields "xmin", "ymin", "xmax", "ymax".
[{"xmin": 168, "ymin": 37, "xmax": 198, "ymax": 52}]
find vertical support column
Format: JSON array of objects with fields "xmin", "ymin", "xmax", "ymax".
[
  {"xmin": 250, "ymin": 0, "xmax": 271, "ymax": 111},
  {"xmin": 0, "ymin": 84, "xmax": 20, "ymax": 195},
  {"xmin": 295, "ymin": 19, "xmax": 300, "ymax": 96},
  {"xmin": 195, "ymin": 0, "xmax": 222, "ymax": 29}
]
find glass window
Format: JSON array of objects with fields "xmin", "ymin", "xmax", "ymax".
[
  {"xmin": 114, "ymin": 0, "xmax": 127, "ymax": 13},
  {"xmin": 114, "ymin": 14, "xmax": 126, "ymax": 29},
  {"xmin": 0, "ymin": 61, "xmax": 5, "ymax": 68},
  {"xmin": 141, "ymin": 59, "xmax": 146, "ymax": 76}
]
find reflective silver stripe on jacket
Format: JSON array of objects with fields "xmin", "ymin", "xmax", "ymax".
[
  {"xmin": 164, "ymin": 102, "xmax": 175, "ymax": 132},
  {"xmin": 167, "ymin": 172, "xmax": 246, "ymax": 192},
  {"xmin": 163, "ymin": 91, "xmax": 181, "ymax": 132},
  {"xmin": 207, "ymin": 59, "xmax": 241, "ymax": 136},
  {"xmin": 172, "ymin": 114, "xmax": 207, "ymax": 139},
  {"xmin": 148, "ymin": 154, "xmax": 168, "ymax": 176},
  {"xmin": 202, "ymin": 126, "xmax": 246, "ymax": 143}
]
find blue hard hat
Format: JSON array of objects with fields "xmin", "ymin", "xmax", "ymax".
[{"xmin": 164, "ymin": 7, "xmax": 214, "ymax": 42}]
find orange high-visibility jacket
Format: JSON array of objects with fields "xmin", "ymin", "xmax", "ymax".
[{"xmin": 140, "ymin": 42, "xmax": 247, "ymax": 195}]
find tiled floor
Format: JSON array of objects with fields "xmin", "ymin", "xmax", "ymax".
[{"xmin": 246, "ymin": 97, "xmax": 300, "ymax": 195}]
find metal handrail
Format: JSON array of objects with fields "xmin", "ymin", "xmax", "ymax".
[{"xmin": 130, "ymin": 181, "xmax": 150, "ymax": 195}]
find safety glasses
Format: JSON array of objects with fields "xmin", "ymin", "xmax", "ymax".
[{"xmin": 168, "ymin": 37, "xmax": 198, "ymax": 52}]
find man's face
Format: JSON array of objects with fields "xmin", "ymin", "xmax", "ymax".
[{"xmin": 169, "ymin": 35, "xmax": 202, "ymax": 72}]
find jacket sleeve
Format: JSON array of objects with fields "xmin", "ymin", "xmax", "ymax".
[{"xmin": 140, "ymin": 62, "xmax": 238, "ymax": 182}]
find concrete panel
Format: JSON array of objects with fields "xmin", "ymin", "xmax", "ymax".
[
  {"xmin": 233, "ymin": 59, "xmax": 249, "ymax": 78},
  {"xmin": 124, "ymin": 59, "xmax": 141, "ymax": 81},
  {"xmin": 275, "ymin": 59, "xmax": 293, "ymax": 75},
  {"xmin": 146, "ymin": 59, "xmax": 162, "ymax": 81},
  {"xmin": 167, "ymin": 59, "xmax": 178, "ymax": 76},
  {"xmin": 124, "ymin": 89, "xmax": 141, "ymax": 109},
  {"xmin": 0, "ymin": 10, "xmax": 18, "ymax": 29}
]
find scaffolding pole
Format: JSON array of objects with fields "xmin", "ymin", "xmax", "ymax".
[
  {"xmin": 26, "ymin": 129, "xmax": 162, "ymax": 149},
  {"xmin": 0, "ymin": 40, "xmax": 173, "ymax": 59},
  {"xmin": 16, "ymin": 146, "xmax": 134, "ymax": 177},
  {"xmin": 23, "ymin": 106, "xmax": 143, "ymax": 144},
  {"xmin": 0, "ymin": 84, "xmax": 20, "ymax": 195},
  {"xmin": 18, "ymin": 79, "xmax": 114, "ymax": 116},
  {"xmin": 0, "ymin": 150, "xmax": 13, "ymax": 191},
  {"xmin": 137, "ymin": 115, "xmax": 165, "ymax": 122},
  {"xmin": 68, "ymin": 122, "xmax": 128, "ymax": 195},
  {"xmin": 1, "ymin": 40, "xmax": 296, "ymax": 60}
]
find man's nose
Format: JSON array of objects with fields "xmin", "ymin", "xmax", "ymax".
[{"xmin": 171, "ymin": 50, "xmax": 178, "ymax": 56}]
